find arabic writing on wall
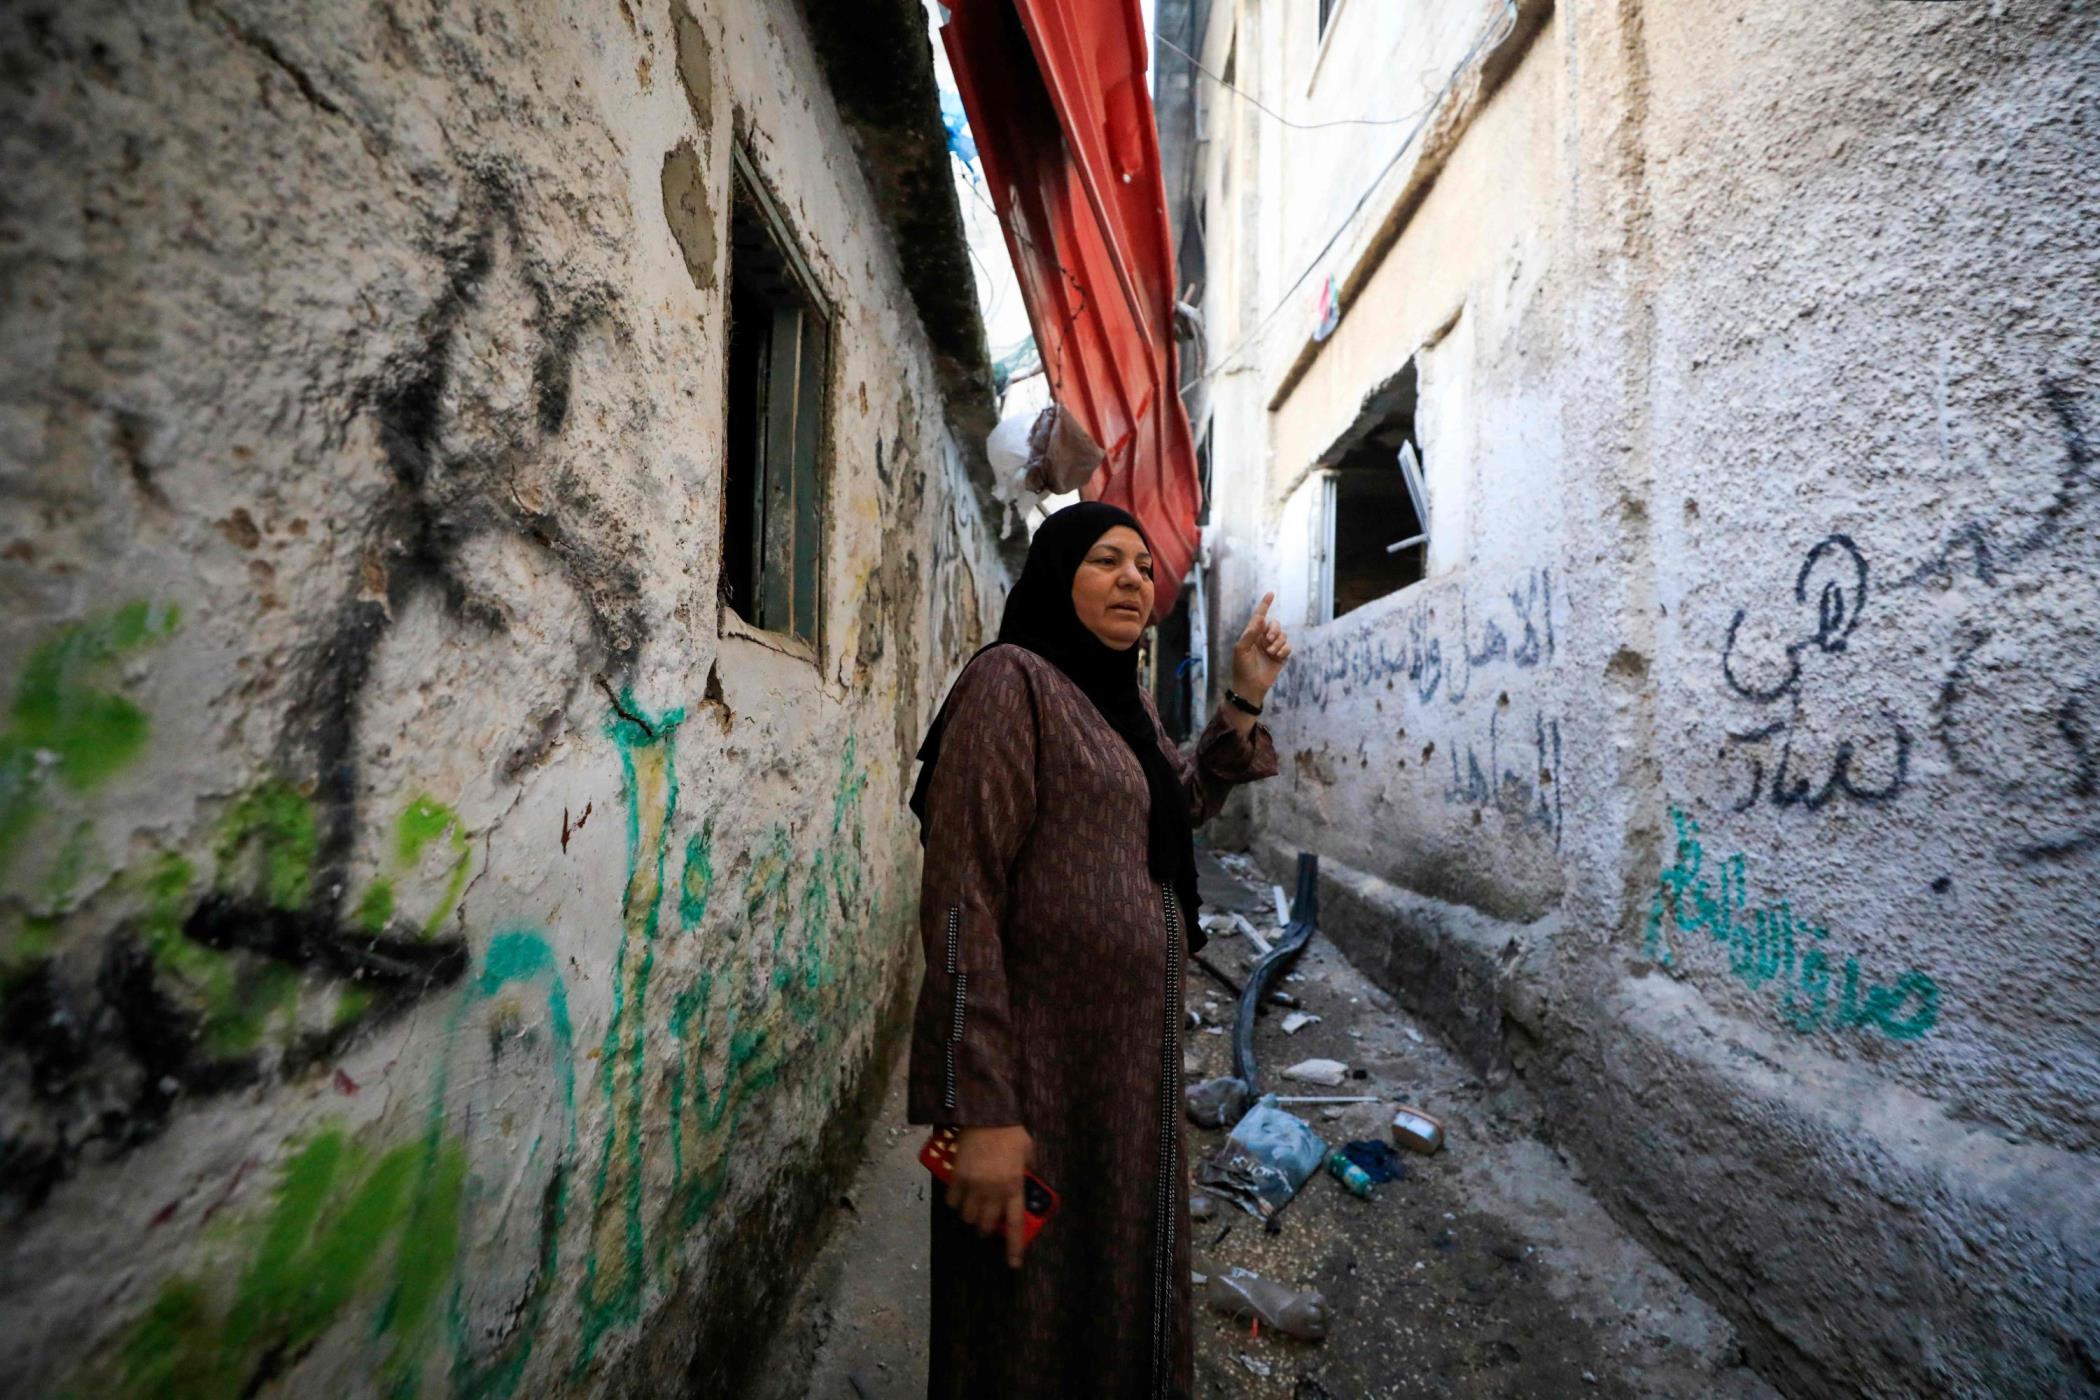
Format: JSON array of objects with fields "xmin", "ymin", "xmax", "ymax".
[
  {"xmin": 1720, "ymin": 534, "xmax": 1911, "ymax": 812},
  {"xmin": 1276, "ymin": 566, "xmax": 1567, "ymax": 843},
  {"xmin": 1644, "ymin": 806, "xmax": 1939, "ymax": 1041},
  {"xmin": 1273, "ymin": 565, "xmax": 1559, "ymax": 711},
  {"xmin": 1714, "ymin": 385, "xmax": 2096, "ymax": 863}
]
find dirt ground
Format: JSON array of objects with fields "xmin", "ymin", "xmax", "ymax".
[{"xmin": 756, "ymin": 848, "xmax": 1780, "ymax": 1400}]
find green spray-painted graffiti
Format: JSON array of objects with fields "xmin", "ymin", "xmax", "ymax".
[
  {"xmin": 358, "ymin": 795, "xmax": 473, "ymax": 939},
  {"xmin": 677, "ymin": 818, "xmax": 714, "ymax": 934},
  {"xmin": 106, "ymin": 1126, "xmax": 468, "ymax": 1399},
  {"xmin": 140, "ymin": 785, "xmax": 467, "ymax": 1052},
  {"xmin": 575, "ymin": 694, "xmax": 686, "ymax": 1368},
  {"xmin": 1644, "ymin": 806, "xmax": 1940, "ymax": 1040},
  {"xmin": 0, "ymin": 602, "xmax": 179, "ymax": 883},
  {"xmin": 94, "ymin": 930, "xmax": 575, "ymax": 1400},
  {"xmin": 215, "ymin": 779, "xmax": 319, "ymax": 911},
  {"xmin": 74, "ymin": 682, "xmax": 886, "ymax": 1393},
  {"xmin": 433, "ymin": 930, "xmax": 577, "ymax": 1400},
  {"xmin": 576, "ymin": 721, "xmax": 878, "ymax": 1370},
  {"xmin": 137, "ymin": 849, "xmax": 296, "ymax": 1056}
]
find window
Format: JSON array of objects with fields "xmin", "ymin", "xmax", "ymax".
[
  {"xmin": 1312, "ymin": 364, "xmax": 1426, "ymax": 623},
  {"xmin": 723, "ymin": 145, "xmax": 830, "ymax": 647}
]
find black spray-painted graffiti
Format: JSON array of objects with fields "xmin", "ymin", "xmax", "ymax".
[
  {"xmin": 0, "ymin": 171, "xmax": 649, "ymax": 1219},
  {"xmin": 1720, "ymin": 535, "xmax": 1911, "ymax": 811},
  {"xmin": 1714, "ymin": 385, "xmax": 2096, "ymax": 864},
  {"xmin": 1914, "ymin": 386, "xmax": 2098, "ymax": 863},
  {"xmin": 1441, "ymin": 702, "xmax": 1564, "ymax": 845},
  {"xmin": 1275, "ymin": 567, "xmax": 1564, "ymax": 844},
  {"xmin": 1273, "ymin": 566, "xmax": 1558, "ymax": 710}
]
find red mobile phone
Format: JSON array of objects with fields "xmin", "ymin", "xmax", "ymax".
[{"xmin": 919, "ymin": 1126, "xmax": 1061, "ymax": 1247}]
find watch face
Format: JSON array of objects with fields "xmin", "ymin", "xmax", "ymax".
[{"xmin": 1024, "ymin": 1178, "xmax": 1053, "ymax": 1215}]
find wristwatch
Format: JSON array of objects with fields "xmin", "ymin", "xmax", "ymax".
[{"xmin": 1224, "ymin": 688, "xmax": 1264, "ymax": 716}]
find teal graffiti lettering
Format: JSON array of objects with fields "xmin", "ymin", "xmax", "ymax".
[{"xmin": 1646, "ymin": 806, "xmax": 1939, "ymax": 1042}]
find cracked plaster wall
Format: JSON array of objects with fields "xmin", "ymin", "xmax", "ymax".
[
  {"xmin": 1195, "ymin": 0, "xmax": 2099, "ymax": 1393},
  {"xmin": 0, "ymin": 1, "xmax": 1000, "ymax": 1395}
]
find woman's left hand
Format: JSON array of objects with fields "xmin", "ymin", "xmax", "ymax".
[{"xmin": 1231, "ymin": 591, "xmax": 1291, "ymax": 703}]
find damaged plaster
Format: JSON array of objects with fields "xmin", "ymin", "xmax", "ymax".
[{"xmin": 0, "ymin": 0, "xmax": 1002, "ymax": 1395}]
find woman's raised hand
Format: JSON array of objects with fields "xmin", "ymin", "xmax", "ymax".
[
  {"xmin": 949, "ymin": 1124, "xmax": 1036, "ymax": 1268},
  {"xmin": 1231, "ymin": 592, "xmax": 1292, "ymax": 703}
]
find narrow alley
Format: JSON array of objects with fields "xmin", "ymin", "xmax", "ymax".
[
  {"xmin": 762, "ymin": 848, "xmax": 1778, "ymax": 1400},
  {"xmin": 2, "ymin": 0, "xmax": 2095, "ymax": 1397}
]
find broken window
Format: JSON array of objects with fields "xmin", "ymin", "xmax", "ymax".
[
  {"xmin": 1312, "ymin": 364, "xmax": 1426, "ymax": 623},
  {"xmin": 723, "ymin": 145, "xmax": 829, "ymax": 647}
]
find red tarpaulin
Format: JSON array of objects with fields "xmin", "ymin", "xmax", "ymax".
[{"xmin": 941, "ymin": 0, "xmax": 1200, "ymax": 618}]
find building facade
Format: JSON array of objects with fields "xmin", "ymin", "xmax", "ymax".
[
  {"xmin": 1159, "ymin": 0, "xmax": 2100, "ymax": 1393},
  {"xmin": 0, "ymin": 1, "xmax": 1007, "ymax": 1394}
]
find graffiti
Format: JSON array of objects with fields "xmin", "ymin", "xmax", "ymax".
[
  {"xmin": 1912, "ymin": 386, "xmax": 2099, "ymax": 861},
  {"xmin": 577, "ymin": 694, "xmax": 685, "ymax": 1366},
  {"xmin": 184, "ymin": 779, "xmax": 468, "ymax": 1029},
  {"xmin": 95, "ymin": 930, "xmax": 575, "ymax": 1400},
  {"xmin": 106, "ymin": 1125, "xmax": 468, "ymax": 1397},
  {"xmin": 354, "ymin": 795, "xmax": 473, "ymax": 939},
  {"xmin": 1644, "ymin": 806, "xmax": 1939, "ymax": 1041},
  {"xmin": 8, "ymin": 171, "xmax": 667, "ymax": 1224},
  {"xmin": 1273, "ymin": 565, "xmax": 1558, "ymax": 710},
  {"xmin": 432, "ymin": 930, "xmax": 577, "ymax": 1400},
  {"xmin": 1441, "ymin": 701, "xmax": 1564, "ymax": 845},
  {"xmin": 1719, "ymin": 535, "xmax": 1912, "ymax": 811},
  {"xmin": 0, "ymin": 784, "xmax": 469, "ymax": 1219},
  {"xmin": 0, "ymin": 601, "xmax": 180, "ymax": 882},
  {"xmin": 1892, "ymin": 384, "xmax": 2092, "ymax": 595},
  {"xmin": 281, "ymin": 170, "xmax": 651, "ymax": 1044},
  {"xmin": 1717, "ymin": 387, "xmax": 2096, "ymax": 851},
  {"xmin": 576, "ymin": 724, "xmax": 877, "ymax": 1370}
]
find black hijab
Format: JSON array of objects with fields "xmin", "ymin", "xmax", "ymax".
[{"xmin": 910, "ymin": 501, "xmax": 1202, "ymax": 926}]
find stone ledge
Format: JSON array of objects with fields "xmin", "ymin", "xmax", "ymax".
[{"xmin": 1252, "ymin": 837, "xmax": 2100, "ymax": 1399}]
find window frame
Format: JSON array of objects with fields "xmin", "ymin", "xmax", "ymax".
[
  {"xmin": 717, "ymin": 141, "xmax": 834, "ymax": 663},
  {"xmin": 1308, "ymin": 0, "xmax": 1353, "ymax": 93}
]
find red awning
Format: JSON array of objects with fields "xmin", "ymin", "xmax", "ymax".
[{"xmin": 942, "ymin": 0, "xmax": 1200, "ymax": 617}]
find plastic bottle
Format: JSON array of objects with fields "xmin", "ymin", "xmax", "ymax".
[
  {"xmin": 1202, "ymin": 1267, "xmax": 1332, "ymax": 1340},
  {"xmin": 1326, "ymin": 1148, "xmax": 1374, "ymax": 1199}
]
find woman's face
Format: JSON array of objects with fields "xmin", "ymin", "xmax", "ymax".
[{"xmin": 1070, "ymin": 525, "xmax": 1155, "ymax": 650}]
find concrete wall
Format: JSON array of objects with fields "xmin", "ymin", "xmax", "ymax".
[
  {"xmin": 0, "ymin": 2, "xmax": 1002, "ymax": 1395},
  {"xmin": 1188, "ymin": 0, "xmax": 2100, "ymax": 1393}
]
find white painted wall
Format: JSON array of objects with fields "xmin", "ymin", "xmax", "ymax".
[{"xmin": 1185, "ymin": 0, "xmax": 2100, "ymax": 1392}]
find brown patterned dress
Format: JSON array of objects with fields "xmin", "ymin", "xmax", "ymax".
[{"xmin": 907, "ymin": 644, "xmax": 1279, "ymax": 1399}]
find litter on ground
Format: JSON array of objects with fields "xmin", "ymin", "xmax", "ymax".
[{"xmin": 1282, "ymin": 1058, "xmax": 1349, "ymax": 1087}]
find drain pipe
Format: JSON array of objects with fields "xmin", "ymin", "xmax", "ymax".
[{"xmin": 1230, "ymin": 852, "xmax": 1320, "ymax": 1097}]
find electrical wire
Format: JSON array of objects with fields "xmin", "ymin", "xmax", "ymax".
[
  {"xmin": 1156, "ymin": 32, "xmax": 1418, "ymax": 131},
  {"xmin": 1179, "ymin": 0, "xmax": 1520, "ymax": 393}
]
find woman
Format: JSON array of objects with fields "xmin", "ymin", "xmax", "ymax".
[{"xmin": 906, "ymin": 501, "xmax": 1291, "ymax": 1398}]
